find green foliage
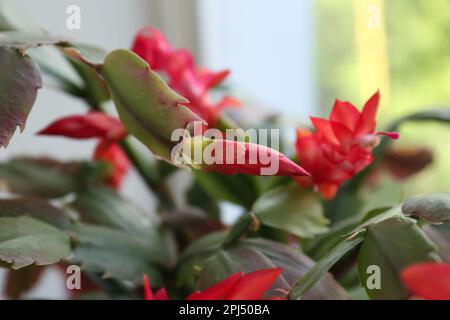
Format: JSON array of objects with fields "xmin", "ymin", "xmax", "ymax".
[
  {"xmin": 0, "ymin": 157, "xmax": 105, "ymax": 198},
  {"xmin": 101, "ymin": 49, "xmax": 203, "ymax": 162},
  {"xmin": 0, "ymin": 216, "xmax": 70, "ymax": 269},
  {"xmin": 0, "ymin": 197, "xmax": 71, "ymax": 228},
  {"xmin": 193, "ymin": 170, "xmax": 261, "ymax": 209},
  {"xmin": 402, "ymin": 192, "xmax": 450, "ymax": 224},
  {"xmin": 252, "ymin": 185, "xmax": 329, "ymax": 239},
  {"xmin": 70, "ymin": 186, "xmax": 159, "ymax": 233},
  {"xmin": 358, "ymin": 216, "xmax": 439, "ymax": 299},
  {"xmin": 289, "ymin": 235, "xmax": 363, "ymax": 300},
  {"xmin": 68, "ymin": 223, "xmax": 168, "ymax": 286}
]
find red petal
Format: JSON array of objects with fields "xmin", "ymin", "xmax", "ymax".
[
  {"xmin": 401, "ymin": 263, "xmax": 450, "ymax": 300},
  {"xmin": 330, "ymin": 99, "xmax": 360, "ymax": 131},
  {"xmin": 317, "ymin": 183, "xmax": 339, "ymax": 199},
  {"xmin": 215, "ymin": 96, "xmax": 242, "ymax": 111},
  {"xmin": 37, "ymin": 115, "xmax": 105, "ymax": 139},
  {"xmin": 355, "ymin": 90, "xmax": 380, "ymax": 136},
  {"xmin": 224, "ymin": 268, "xmax": 283, "ymax": 300},
  {"xmin": 143, "ymin": 274, "xmax": 154, "ymax": 300},
  {"xmin": 93, "ymin": 141, "xmax": 131, "ymax": 190},
  {"xmin": 84, "ymin": 112, "xmax": 127, "ymax": 141},
  {"xmin": 295, "ymin": 129, "xmax": 319, "ymax": 172},
  {"xmin": 131, "ymin": 27, "xmax": 171, "ymax": 70},
  {"xmin": 198, "ymin": 69, "xmax": 230, "ymax": 89},
  {"xmin": 310, "ymin": 117, "xmax": 339, "ymax": 147},
  {"xmin": 186, "ymin": 272, "xmax": 243, "ymax": 300},
  {"xmin": 154, "ymin": 288, "xmax": 169, "ymax": 300},
  {"xmin": 330, "ymin": 120, "xmax": 354, "ymax": 152}
]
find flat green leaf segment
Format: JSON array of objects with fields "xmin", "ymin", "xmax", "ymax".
[
  {"xmin": 67, "ymin": 186, "xmax": 169, "ymax": 286},
  {"xmin": 0, "ymin": 157, "xmax": 104, "ymax": 198},
  {"xmin": 0, "ymin": 31, "xmax": 66, "ymax": 50},
  {"xmin": 253, "ymin": 185, "xmax": 329, "ymax": 238},
  {"xmin": 358, "ymin": 216, "xmax": 440, "ymax": 299},
  {"xmin": 102, "ymin": 49, "xmax": 204, "ymax": 162},
  {"xmin": 402, "ymin": 192, "xmax": 450, "ymax": 224},
  {"xmin": 68, "ymin": 223, "xmax": 168, "ymax": 286},
  {"xmin": 70, "ymin": 186, "xmax": 159, "ymax": 234},
  {"xmin": 289, "ymin": 235, "xmax": 363, "ymax": 300},
  {"xmin": 0, "ymin": 197, "xmax": 71, "ymax": 229},
  {"xmin": 0, "ymin": 47, "xmax": 41, "ymax": 147},
  {"xmin": 194, "ymin": 171, "xmax": 260, "ymax": 209},
  {"xmin": 0, "ymin": 216, "xmax": 70, "ymax": 269}
]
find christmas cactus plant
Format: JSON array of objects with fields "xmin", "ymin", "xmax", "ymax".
[{"xmin": 0, "ymin": 5, "xmax": 449, "ymax": 302}]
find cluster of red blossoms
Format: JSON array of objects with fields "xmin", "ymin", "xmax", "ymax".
[
  {"xmin": 294, "ymin": 91, "xmax": 399, "ymax": 199},
  {"xmin": 143, "ymin": 268, "xmax": 285, "ymax": 300},
  {"xmin": 38, "ymin": 28, "xmax": 399, "ymax": 199},
  {"xmin": 38, "ymin": 112, "xmax": 130, "ymax": 189},
  {"xmin": 132, "ymin": 27, "xmax": 241, "ymax": 128}
]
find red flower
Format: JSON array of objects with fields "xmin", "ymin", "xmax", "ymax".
[
  {"xmin": 38, "ymin": 112, "xmax": 130, "ymax": 189},
  {"xmin": 295, "ymin": 91, "xmax": 399, "ymax": 199},
  {"xmin": 401, "ymin": 262, "xmax": 450, "ymax": 300},
  {"xmin": 93, "ymin": 140, "xmax": 131, "ymax": 189},
  {"xmin": 143, "ymin": 268, "xmax": 285, "ymax": 300},
  {"xmin": 132, "ymin": 27, "xmax": 241, "ymax": 128}
]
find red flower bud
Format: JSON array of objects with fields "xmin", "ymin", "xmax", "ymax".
[
  {"xmin": 38, "ymin": 112, "xmax": 130, "ymax": 189},
  {"xmin": 37, "ymin": 111, "xmax": 127, "ymax": 141},
  {"xmin": 175, "ymin": 137, "xmax": 309, "ymax": 176}
]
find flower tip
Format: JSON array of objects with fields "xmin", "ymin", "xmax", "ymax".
[
  {"xmin": 143, "ymin": 274, "xmax": 153, "ymax": 300},
  {"xmin": 377, "ymin": 131, "xmax": 400, "ymax": 140},
  {"xmin": 292, "ymin": 164, "xmax": 311, "ymax": 177},
  {"xmin": 35, "ymin": 128, "xmax": 47, "ymax": 135}
]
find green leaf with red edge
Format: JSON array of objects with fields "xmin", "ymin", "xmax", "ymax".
[
  {"xmin": 61, "ymin": 43, "xmax": 110, "ymax": 105},
  {"xmin": 0, "ymin": 28, "xmax": 108, "ymax": 104},
  {"xmin": 0, "ymin": 47, "xmax": 41, "ymax": 147},
  {"xmin": 101, "ymin": 49, "xmax": 205, "ymax": 162}
]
